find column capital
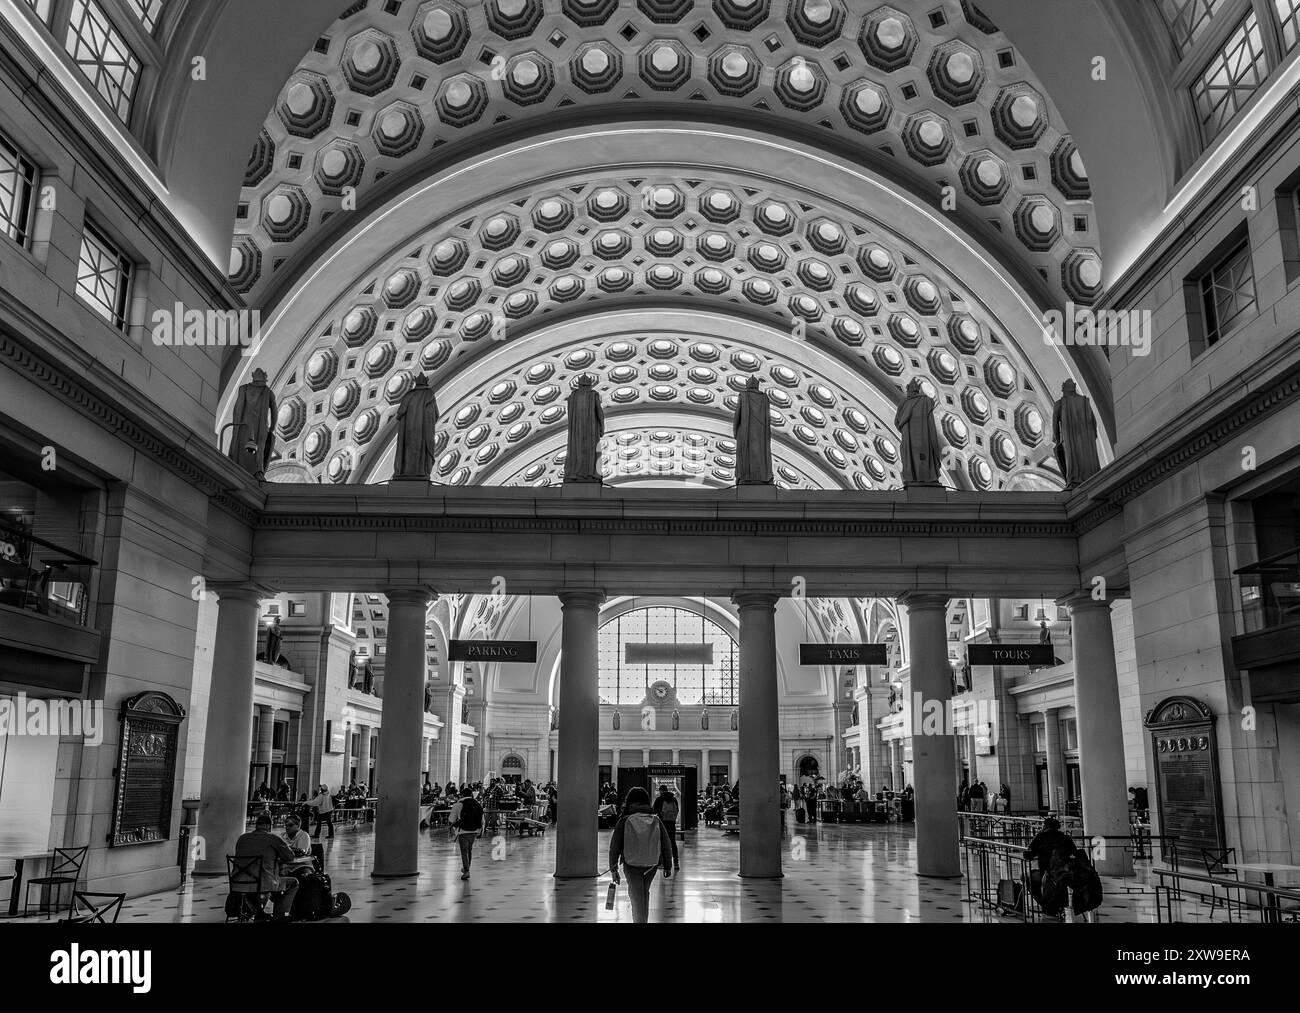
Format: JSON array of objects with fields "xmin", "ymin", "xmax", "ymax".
[
  {"xmin": 384, "ymin": 587, "xmax": 436, "ymax": 607},
  {"xmin": 208, "ymin": 583, "xmax": 271, "ymax": 605},
  {"xmin": 897, "ymin": 592, "xmax": 950, "ymax": 612},
  {"xmin": 1058, "ymin": 591, "xmax": 1111, "ymax": 612},
  {"xmin": 731, "ymin": 590, "xmax": 781, "ymax": 609},
  {"xmin": 556, "ymin": 588, "xmax": 605, "ymax": 608}
]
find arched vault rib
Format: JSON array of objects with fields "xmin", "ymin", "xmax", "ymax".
[
  {"xmin": 225, "ymin": 0, "xmax": 1102, "ymax": 322},
  {"xmin": 226, "ymin": 139, "xmax": 1108, "ymax": 490}
]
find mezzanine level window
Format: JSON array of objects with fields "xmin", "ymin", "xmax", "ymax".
[
  {"xmin": 75, "ymin": 220, "xmax": 133, "ymax": 329},
  {"xmin": 1159, "ymin": 0, "xmax": 1231, "ymax": 56},
  {"xmin": 0, "ymin": 133, "xmax": 38, "ymax": 248},
  {"xmin": 64, "ymin": 0, "xmax": 141, "ymax": 122},
  {"xmin": 23, "ymin": 0, "xmax": 52, "ymax": 24},
  {"xmin": 1198, "ymin": 239, "xmax": 1257, "ymax": 346},
  {"xmin": 125, "ymin": 0, "xmax": 165, "ymax": 33},
  {"xmin": 1191, "ymin": 10, "xmax": 1268, "ymax": 142},
  {"xmin": 1275, "ymin": 0, "xmax": 1300, "ymax": 48}
]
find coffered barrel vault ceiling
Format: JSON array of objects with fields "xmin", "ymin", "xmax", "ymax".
[
  {"xmin": 233, "ymin": 0, "xmax": 1099, "ymax": 308},
  {"xmin": 226, "ymin": 0, "xmax": 1107, "ymax": 493}
]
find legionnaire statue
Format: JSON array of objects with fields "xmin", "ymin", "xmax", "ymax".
[
  {"xmin": 393, "ymin": 374, "xmax": 440, "ymax": 480},
  {"xmin": 733, "ymin": 376, "xmax": 774, "ymax": 485},
  {"xmin": 264, "ymin": 615, "xmax": 284, "ymax": 667},
  {"xmin": 1051, "ymin": 379, "xmax": 1101, "ymax": 487},
  {"xmin": 894, "ymin": 378, "xmax": 944, "ymax": 487},
  {"xmin": 229, "ymin": 368, "xmax": 278, "ymax": 477},
  {"xmin": 563, "ymin": 374, "xmax": 605, "ymax": 483}
]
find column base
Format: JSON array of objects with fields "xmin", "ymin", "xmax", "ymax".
[
  {"xmin": 916, "ymin": 872, "xmax": 963, "ymax": 880},
  {"xmin": 737, "ymin": 871, "xmax": 784, "ymax": 880},
  {"xmin": 553, "ymin": 871, "xmax": 598, "ymax": 880},
  {"xmin": 370, "ymin": 869, "xmax": 419, "ymax": 879},
  {"xmin": 191, "ymin": 868, "xmax": 225, "ymax": 879}
]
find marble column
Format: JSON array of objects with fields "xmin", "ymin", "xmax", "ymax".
[
  {"xmin": 1042, "ymin": 708, "xmax": 1064, "ymax": 813},
  {"xmin": 254, "ymin": 705, "xmax": 274, "ymax": 783},
  {"xmin": 733, "ymin": 591, "xmax": 782, "ymax": 878},
  {"xmin": 1066, "ymin": 594, "xmax": 1132, "ymax": 875},
  {"xmin": 900, "ymin": 593, "xmax": 960, "ymax": 877},
  {"xmin": 372, "ymin": 588, "xmax": 432, "ymax": 878},
  {"xmin": 427, "ymin": 738, "xmax": 437, "ymax": 781},
  {"xmin": 420, "ymin": 736, "xmax": 430, "ymax": 779},
  {"xmin": 194, "ymin": 586, "xmax": 261, "ymax": 876},
  {"xmin": 555, "ymin": 589, "xmax": 604, "ymax": 878},
  {"xmin": 672, "ymin": 748, "xmax": 680, "ymax": 765},
  {"xmin": 641, "ymin": 748, "xmax": 650, "ymax": 766},
  {"xmin": 357, "ymin": 724, "xmax": 371, "ymax": 791},
  {"xmin": 730, "ymin": 748, "xmax": 741, "ymax": 783}
]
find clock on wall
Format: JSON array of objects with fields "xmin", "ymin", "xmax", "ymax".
[{"xmin": 651, "ymin": 681, "xmax": 671, "ymax": 701}]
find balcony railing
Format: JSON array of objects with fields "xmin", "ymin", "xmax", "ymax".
[
  {"xmin": 0, "ymin": 518, "xmax": 97, "ymax": 626},
  {"xmin": 1235, "ymin": 546, "xmax": 1300, "ymax": 633}
]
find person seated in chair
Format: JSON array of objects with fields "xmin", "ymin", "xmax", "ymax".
[
  {"xmin": 281, "ymin": 814, "xmax": 311, "ymax": 857},
  {"xmin": 235, "ymin": 812, "xmax": 299, "ymax": 921}
]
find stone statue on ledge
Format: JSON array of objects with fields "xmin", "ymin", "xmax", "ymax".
[
  {"xmin": 563, "ymin": 374, "xmax": 605, "ymax": 483},
  {"xmin": 1052, "ymin": 380, "xmax": 1101, "ymax": 488},
  {"xmin": 733, "ymin": 376, "xmax": 774, "ymax": 486},
  {"xmin": 393, "ymin": 374, "xmax": 439, "ymax": 480},
  {"xmin": 894, "ymin": 378, "xmax": 944, "ymax": 487},
  {"xmin": 229, "ymin": 368, "xmax": 277, "ymax": 477}
]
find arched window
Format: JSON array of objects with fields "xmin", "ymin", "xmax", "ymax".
[
  {"xmin": 598, "ymin": 606, "xmax": 737, "ymax": 706},
  {"xmin": 501, "ymin": 753, "xmax": 524, "ymax": 784},
  {"xmin": 798, "ymin": 755, "xmax": 820, "ymax": 779}
]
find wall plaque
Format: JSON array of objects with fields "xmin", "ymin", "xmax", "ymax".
[
  {"xmin": 966, "ymin": 644, "xmax": 1056, "ymax": 666},
  {"xmin": 799, "ymin": 644, "xmax": 888, "ymax": 665},
  {"xmin": 1143, "ymin": 695, "xmax": 1223, "ymax": 863},
  {"xmin": 449, "ymin": 640, "xmax": 537, "ymax": 662},
  {"xmin": 109, "ymin": 691, "xmax": 186, "ymax": 848}
]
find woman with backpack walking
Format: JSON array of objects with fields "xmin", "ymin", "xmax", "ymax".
[
  {"xmin": 449, "ymin": 786, "xmax": 484, "ymax": 880},
  {"xmin": 608, "ymin": 787, "xmax": 673, "ymax": 923}
]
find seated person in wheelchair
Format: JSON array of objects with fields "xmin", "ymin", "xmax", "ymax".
[{"xmin": 235, "ymin": 812, "xmax": 299, "ymax": 921}]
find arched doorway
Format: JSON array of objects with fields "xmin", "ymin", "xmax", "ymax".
[
  {"xmin": 501, "ymin": 753, "xmax": 524, "ymax": 785},
  {"xmin": 797, "ymin": 755, "xmax": 820, "ymax": 780}
]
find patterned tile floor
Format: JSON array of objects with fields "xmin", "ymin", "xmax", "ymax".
[{"xmin": 12, "ymin": 820, "xmax": 1216, "ymax": 923}]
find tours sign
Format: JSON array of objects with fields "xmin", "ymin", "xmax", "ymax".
[
  {"xmin": 799, "ymin": 643, "xmax": 889, "ymax": 666},
  {"xmin": 966, "ymin": 644, "xmax": 1056, "ymax": 666},
  {"xmin": 449, "ymin": 640, "xmax": 537, "ymax": 663}
]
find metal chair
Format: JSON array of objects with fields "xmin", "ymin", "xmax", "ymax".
[
  {"xmin": 63, "ymin": 892, "xmax": 125, "ymax": 924},
  {"xmin": 1200, "ymin": 847, "xmax": 1238, "ymax": 921},
  {"xmin": 226, "ymin": 854, "xmax": 266, "ymax": 923},
  {"xmin": 24, "ymin": 846, "xmax": 88, "ymax": 919}
]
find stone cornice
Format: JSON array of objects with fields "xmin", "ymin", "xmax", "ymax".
[
  {"xmin": 1068, "ymin": 352, "xmax": 1300, "ymax": 532},
  {"xmin": 0, "ymin": 323, "xmax": 264, "ymax": 523}
]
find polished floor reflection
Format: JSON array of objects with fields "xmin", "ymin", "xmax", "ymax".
[{"xmin": 19, "ymin": 817, "xmax": 1201, "ymax": 924}]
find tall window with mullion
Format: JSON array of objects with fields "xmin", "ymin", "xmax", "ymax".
[
  {"xmin": 125, "ymin": 0, "xmax": 166, "ymax": 33},
  {"xmin": 64, "ymin": 0, "xmax": 142, "ymax": 122},
  {"xmin": 76, "ymin": 220, "xmax": 133, "ymax": 330},
  {"xmin": 1158, "ymin": 0, "xmax": 1230, "ymax": 58},
  {"xmin": 23, "ymin": 0, "xmax": 53, "ymax": 24},
  {"xmin": 1199, "ymin": 240, "xmax": 1257, "ymax": 347},
  {"xmin": 0, "ymin": 133, "xmax": 39, "ymax": 248},
  {"xmin": 1275, "ymin": 0, "xmax": 1300, "ymax": 50},
  {"xmin": 1190, "ymin": 10, "xmax": 1269, "ymax": 142}
]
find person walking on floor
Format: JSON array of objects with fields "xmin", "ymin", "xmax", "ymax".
[
  {"xmin": 311, "ymin": 784, "xmax": 335, "ymax": 839},
  {"xmin": 450, "ymin": 785, "xmax": 484, "ymax": 880},
  {"xmin": 651, "ymin": 784, "xmax": 681, "ymax": 870},
  {"xmin": 608, "ymin": 787, "xmax": 672, "ymax": 923}
]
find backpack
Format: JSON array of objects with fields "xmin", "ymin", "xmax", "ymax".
[
  {"xmin": 621, "ymin": 813, "xmax": 662, "ymax": 867},
  {"xmin": 659, "ymin": 796, "xmax": 679, "ymax": 822},
  {"xmin": 455, "ymin": 798, "xmax": 483, "ymax": 833}
]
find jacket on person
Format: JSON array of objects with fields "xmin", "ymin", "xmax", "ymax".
[
  {"xmin": 449, "ymin": 796, "xmax": 483, "ymax": 838},
  {"xmin": 652, "ymin": 793, "xmax": 680, "ymax": 823},
  {"xmin": 1025, "ymin": 828, "xmax": 1078, "ymax": 872},
  {"xmin": 608, "ymin": 803, "xmax": 672, "ymax": 873},
  {"xmin": 234, "ymin": 829, "xmax": 296, "ymax": 893}
]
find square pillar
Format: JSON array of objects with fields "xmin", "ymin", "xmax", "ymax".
[
  {"xmin": 732, "ymin": 591, "xmax": 782, "ymax": 878},
  {"xmin": 555, "ymin": 589, "xmax": 604, "ymax": 878}
]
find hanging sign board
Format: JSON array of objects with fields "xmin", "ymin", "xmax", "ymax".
[
  {"xmin": 966, "ymin": 644, "xmax": 1056, "ymax": 666},
  {"xmin": 799, "ymin": 644, "xmax": 888, "ymax": 665},
  {"xmin": 449, "ymin": 640, "xmax": 537, "ymax": 662}
]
